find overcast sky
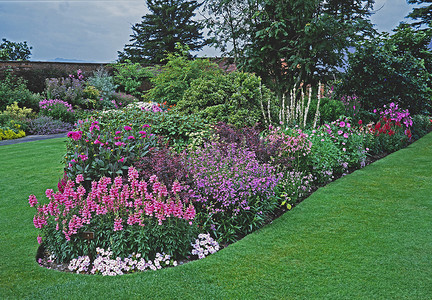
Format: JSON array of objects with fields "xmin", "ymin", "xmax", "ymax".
[{"xmin": 0, "ymin": 0, "xmax": 424, "ymax": 63}]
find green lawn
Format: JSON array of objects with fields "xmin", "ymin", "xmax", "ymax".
[{"xmin": 1, "ymin": 135, "xmax": 431, "ymax": 299}]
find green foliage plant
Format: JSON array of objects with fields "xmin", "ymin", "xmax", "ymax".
[
  {"xmin": 111, "ymin": 60, "xmax": 154, "ymax": 98},
  {"xmin": 144, "ymin": 44, "xmax": 224, "ymax": 106},
  {"xmin": 178, "ymin": 71, "xmax": 277, "ymax": 128},
  {"xmin": 338, "ymin": 25, "xmax": 432, "ymax": 115},
  {"xmin": 0, "ymin": 69, "xmax": 40, "ymax": 111}
]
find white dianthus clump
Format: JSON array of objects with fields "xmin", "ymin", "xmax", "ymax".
[
  {"xmin": 67, "ymin": 247, "xmax": 177, "ymax": 276},
  {"xmin": 191, "ymin": 233, "xmax": 220, "ymax": 259}
]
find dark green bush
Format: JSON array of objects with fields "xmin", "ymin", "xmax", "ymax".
[
  {"xmin": 337, "ymin": 26, "xmax": 432, "ymax": 115},
  {"xmin": 0, "ymin": 70, "xmax": 41, "ymax": 111}
]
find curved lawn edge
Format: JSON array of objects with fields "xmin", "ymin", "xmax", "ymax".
[{"xmin": 1, "ymin": 135, "xmax": 431, "ymax": 299}]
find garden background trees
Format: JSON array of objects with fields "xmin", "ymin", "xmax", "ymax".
[
  {"xmin": 118, "ymin": 0, "xmax": 207, "ymax": 64},
  {"xmin": 204, "ymin": 0, "xmax": 376, "ymax": 102},
  {"xmin": 0, "ymin": 38, "xmax": 32, "ymax": 61}
]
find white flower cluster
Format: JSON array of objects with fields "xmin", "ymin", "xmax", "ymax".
[
  {"xmin": 67, "ymin": 248, "xmax": 177, "ymax": 276},
  {"xmin": 191, "ymin": 233, "xmax": 220, "ymax": 259},
  {"xmin": 68, "ymin": 255, "xmax": 91, "ymax": 273}
]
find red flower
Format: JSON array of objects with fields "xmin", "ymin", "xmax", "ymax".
[{"xmin": 358, "ymin": 120, "xmax": 363, "ymax": 125}]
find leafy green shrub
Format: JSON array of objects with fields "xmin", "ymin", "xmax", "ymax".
[
  {"xmin": 178, "ymin": 71, "xmax": 277, "ymax": 128},
  {"xmin": 144, "ymin": 47, "xmax": 223, "ymax": 105},
  {"xmin": 410, "ymin": 114, "xmax": 432, "ymax": 140},
  {"xmin": 337, "ymin": 26, "xmax": 432, "ymax": 115},
  {"xmin": 0, "ymin": 70, "xmax": 41, "ymax": 111},
  {"xmin": 98, "ymin": 106, "xmax": 208, "ymax": 152},
  {"xmin": 307, "ymin": 97, "xmax": 345, "ymax": 125},
  {"xmin": 111, "ymin": 60, "xmax": 153, "ymax": 97}
]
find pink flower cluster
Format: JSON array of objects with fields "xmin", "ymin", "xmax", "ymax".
[
  {"xmin": 39, "ymin": 99, "xmax": 74, "ymax": 112},
  {"xmin": 29, "ymin": 167, "xmax": 196, "ymax": 242},
  {"xmin": 266, "ymin": 126, "xmax": 312, "ymax": 159}
]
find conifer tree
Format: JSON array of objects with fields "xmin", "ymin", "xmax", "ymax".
[
  {"xmin": 119, "ymin": 0, "xmax": 206, "ymax": 64},
  {"xmin": 407, "ymin": 0, "xmax": 432, "ymax": 27}
]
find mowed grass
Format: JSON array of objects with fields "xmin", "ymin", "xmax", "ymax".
[{"xmin": 1, "ymin": 134, "xmax": 431, "ymax": 299}]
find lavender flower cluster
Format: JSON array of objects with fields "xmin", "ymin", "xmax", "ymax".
[{"xmin": 184, "ymin": 142, "xmax": 280, "ymax": 215}]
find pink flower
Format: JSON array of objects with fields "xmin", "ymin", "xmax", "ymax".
[
  {"xmin": 128, "ymin": 136, "xmax": 135, "ymax": 140},
  {"xmin": 339, "ymin": 121, "xmax": 345, "ymax": 127},
  {"xmin": 115, "ymin": 141, "xmax": 123, "ymax": 146},
  {"xmin": 79, "ymin": 154, "xmax": 88, "ymax": 161},
  {"xmin": 343, "ymin": 133, "xmax": 349, "ymax": 138},
  {"xmin": 37, "ymin": 236, "xmax": 42, "ymax": 244},
  {"xmin": 124, "ymin": 125, "xmax": 132, "ymax": 131},
  {"xmin": 29, "ymin": 194, "xmax": 38, "ymax": 207},
  {"xmin": 67, "ymin": 131, "xmax": 82, "ymax": 140},
  {"xmin": 76, "ymin": 174, "xmax": 84, "ymax": 184},
  {"xmin": 114, "ymin": 218, "xmax": 123, "ymax": 231},
  {"xmin": 142, "ymin": 124, "xmax": 150, "ymax": 128},
  {"xmin": 337, "ymin": 130, "xmax": 343, "ymax": 135},
  {"xmin": 343, "ymin": 148, "xmax": 346, "ymax": 152},
  {"xmin": 139, "ymin": 131, "xmax": 146, "ymax": 135},
  {"xmin": 118, "ymin": 157, "xmax": 125, "ymax": 163},
  {"xmin": 115, "ymin": 131, "xmax": 122, "ymax": 135}
]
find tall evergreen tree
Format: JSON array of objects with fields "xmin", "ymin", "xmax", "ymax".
[
  {"xmin": 118, "ymin": 0, "xmax": 206, "ymax": 64},
  {"xmin": 407, "ymin": 0, "xmax": 432, "ymax": 27}
]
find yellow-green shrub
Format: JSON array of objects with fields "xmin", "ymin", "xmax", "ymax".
[{"xmin": 0, "ymin": 127, "xmax": 26, "ymax": 140}]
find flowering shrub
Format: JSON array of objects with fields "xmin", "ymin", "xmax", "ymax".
[
  {"xmin": 190, "ymin": 233, "xmax": 220, "ymax": 259},
  {"xmin": 45, "ymin": 70, "xmax": 85, "ymax": 107},
  {"xmin": 68, "ymin": 248, "xmax": 177, "ymax": 276},
  {"xmin": 39, "ymin": 99, "xmax": 75, "ymax": 123},
  {"xmin": 64, "ymin": 116, "xmax": 156, "ymax": 184},
  {"xmin": 134, "ymin": 141, "xmax": 194, "ymax": 198},
  {"xmin": 28, "ymin": 116, "xmax": 73, "ymax": 135},
  {"xmin": 363, "ymin": 103, "xmax": 413, "ymax": 154},
  {"xmin": 96, "ymin": 106, "xmax": 208, "ymax": 152},
  {"xmin": 265, "ymin": 126, "xmax": 312, "ymax": 172},
  {"xmin": 212, "ymin": 122, "xmax": 286, "ymax": 167},
  {"xmin": 30, "ymin": 167, "xmax": 197, "ymax": 262},
  {"xmin": 320, "ymin": 117, "xmax": 367, "ymax": 168},
  {"xmin": 183, "ymin": 142, "xmax": 281, "ymax": 243}
]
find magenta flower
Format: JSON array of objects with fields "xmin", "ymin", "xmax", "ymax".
[
  {"xmin": 118, "ymin": 157, "xmax": 125, "ymax": 163},
  {"xmin": 139, "ymin": 131, "xmax": 146, "ymax": 135},
  {"xmin": 115, "ymin": 131, "xmax": 122, "ymax": 135},
  {"xmin": 124, "ymin": 125, "xmax": 132, "ymax": 131},
  {"xmin": 343, "ymin": 133, "xmax": 349, "ymax": 138},
  {"xmin": 37, "ymin": 236, "xmax": 42, "ymax": 244},
  {"xmin": 142, "ymin": 124, "xmax": 150, "ymax": 128},
  {"xmin": 339, "ymin": 121, "xmax": 346, "ymax": 127},
  {"xmin": 67, "ymin": 131, "xmax": 82, "ymax": 140},
  {"xmin": 115, "ymin": 141, "xmax": 123, "ymax": 146},
  {"xmin": 114, "ymin": 218, "xmax": 123, "ymax": 231},
  {"xmin": 79, "ymin": 154, "xmax": 88, "ymax": 161},
  {"xmin": 337, "ymin": 130, "xmax": 343, "ymax": 135},
  {"xmin": 76, "ymin": 174, "xmax": 84, "ymax": 184},
  {"xmin": 28, "ymin": 194, "xmax": 38, "ymax": 207},
  {"xmin": 128, "ymin": 136, "xmax": 135, "ymax": 140}
]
